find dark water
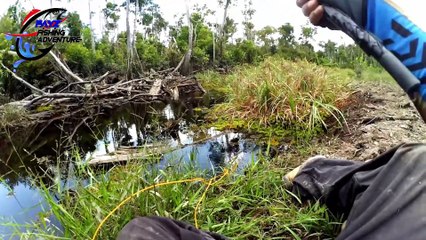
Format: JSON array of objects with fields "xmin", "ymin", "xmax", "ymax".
[{"xmin": 0, "ymin": 97, "xmax": 261, "ymax": 238}]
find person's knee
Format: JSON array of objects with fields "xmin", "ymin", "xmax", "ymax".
[
  {"xmin": 397, "ymin": 143, "xmax": 426, "ymax": 164},
  {"xmin": 117, "ymin": 217, "xmax": 166, "ymax": 240}
]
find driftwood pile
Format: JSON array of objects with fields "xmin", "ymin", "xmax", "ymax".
[{"xmin": 0, "ymin": 52, "xmax": 206, "ymax": 125}]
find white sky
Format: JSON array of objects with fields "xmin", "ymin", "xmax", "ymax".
[{"xmin": 0, "ymin": 0, "xmax": 423, "ymax": 48}]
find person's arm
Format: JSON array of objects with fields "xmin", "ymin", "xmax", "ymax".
[{"xmin": 297, "ymin": 0, "xmax": 426, "ymax": 82}]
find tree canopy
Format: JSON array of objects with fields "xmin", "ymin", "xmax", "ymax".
[{"xmin": 0, "ymin": 1, "xmax": 378, "ymax": 99}]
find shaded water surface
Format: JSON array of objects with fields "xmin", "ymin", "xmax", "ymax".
[{"xmin": 0, "ymin": 97, "xmax": 261, "ymax": 237}]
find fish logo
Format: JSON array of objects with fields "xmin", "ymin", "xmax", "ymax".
[{"xmin": 5, "ymin": 8, "xmax": 81, "ymax": 72}]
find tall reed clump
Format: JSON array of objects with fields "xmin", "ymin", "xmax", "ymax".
[{"xmin": 200, "ymin": 57, "xmax": 352, "ymax": 133}]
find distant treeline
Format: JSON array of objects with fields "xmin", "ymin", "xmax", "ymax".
[{"xmin": 0, "ymin": 2, "xmax": 379, "ymax": 99}]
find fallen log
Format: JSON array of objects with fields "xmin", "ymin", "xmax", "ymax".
[{"xmin": 88, "ymin": 144, "xmax": 168, "ymax": 166}]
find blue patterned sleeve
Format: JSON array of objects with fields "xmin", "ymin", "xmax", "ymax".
[{"xmin": 366, "ymin": 0, "xmax": 426, "ymax": 82}]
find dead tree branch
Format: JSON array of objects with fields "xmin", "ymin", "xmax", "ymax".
[
  {"xmin": 49, "ymin": 51, "xmax": 84, "ymax": 83},
  {"xmin": 172, "ymin": 56, "xmax": 185, "ymax": 74},
  {"xmin": 93, "ymin": 71, "xmax": 110, "ymax": 82},
  {"xmin": 1, "ymin": 63, "xmax": 46, "ymax": 95},
  {"xmin": 0, "ymin": 50, "xmax": 17, "ymax": 56},
  {"xmin": 59, "ymin": 71, "xmax": 110, "ymax": 93},
  {"xmin": 28, "ymin": 92, "xmax": 120, "ymax": 106}
]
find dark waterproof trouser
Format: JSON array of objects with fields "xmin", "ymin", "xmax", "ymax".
[{"xmin": 117, "ymin": 143, "xmax": 426, "ymax": 240}]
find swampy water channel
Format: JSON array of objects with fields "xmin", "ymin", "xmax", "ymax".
[{"xmin": 0, "ymin": 96, "xmax": 262, "ymax": 237}]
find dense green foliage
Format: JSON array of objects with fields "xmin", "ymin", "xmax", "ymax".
[
  {"xmin": 0, "ymin": 2, "xmax": 391, "ymax": 239},
  {"xmin": 0, "ymin": 2, "xmax": 379, "ymax": 100}
]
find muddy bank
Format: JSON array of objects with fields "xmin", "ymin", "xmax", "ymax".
[{"xmin": 316, "ymin": 82, "xmax": 426, "ymax": 160}]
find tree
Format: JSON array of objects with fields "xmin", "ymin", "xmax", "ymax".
[
  {"xmin": 299, "ymin": 25, "xmax": 317, "ymax": 47},
  {"xmin": 257, "ymin": 26, "xmax": 276, "ymax": 53},
  {"xmin": 139, "ymin": 1, "xmax": 168, "ymax": 39},
  {"xmin": 122, "ymin": 0, "xmax": 166, "ymax": 76},
  {"xmin": 228, "ymin": 39, "xmax": 259, "ymax": 64},
  {"xmin": 65, "ymin": 12, "xmax": 83, "ymax": 37},
  {"xmin": 320, "ymin": 40, "xmax": 337, "ymax": 65},
  {"xmin": 88, "ymin": 0, "xmax": 96, "ymax": 53},
  {"xmin": 125, "ymin": 0, "xmax": 133, "ymax": 77},
  {"xmin": 242, "ymin": 0, "xmax": 255, "ymax": 41},
  {"xmin": 132, "ymin": 0, "xmax": 143, "ymax": 73},
  {"xmin": 218, "ymin": 0, "xmax": 231, "ymax": 38},
  {"xmin": 223, "ymin": 17, "xmax": 237, "ymax": 42},
  {"xmin": 0, "ymin": 6, "xmax": 21, "ymax": 34},
  {"xmin": 181, "ymin": 0, "xmax": 194, "ymax": 75},
  {"xmin": 217, "ymin": 0, "xmax": 235, "ymax": 61},
  {"xmin": 102, "ymin": 2, "xmax": 120, "ymax": 40},
  {"xmin": 278, "ymin": 23, "xmax": 295, "ymax": 48},
  {"xmin": 216, "ymin": 16, "xmax": 237, "ymax": 64},
  {"xmin": 169, "ymin": 4, "xmax": 215, "ymax": 72}
]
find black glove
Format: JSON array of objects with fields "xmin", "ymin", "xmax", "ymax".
[{"xmin": 319, "ymin": 0, "xmax": 367, "ymax": 29}]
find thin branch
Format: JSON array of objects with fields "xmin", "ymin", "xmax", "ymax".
[
  {"xmin": 92, "ymin": 71, "xmax": 110, "ymax": 82},
  {"xmin": 26, "ymin": 90, "xmax": 157, "ymax": 107},
  {"xmin": 1, "ymin": 63, "xmax": 46, "ymax": 95},
  {"xmin": 0, "ymin": 50, "xmax": 17, "ymax": 56},
  {"xmin": 172, "ymin": 56, "xmax": 185, "ymax": 74},
  {"xmin": 68, "ymin": 117, "xmax": 89, "ymax": 144},
  {"xmin": 49, "ymin": 51, "xmax": 84, "ymax": 82},
  {"xmin": 28, "ymin": 92, "xmax": 119, "ymax": 106},
  {"xmin": 59, "ymin": 71, "xmax": 110, "ymax": 92},
  {"xmin": 158, "ymin": 67, "xmax": 174, "ymax": 74}
]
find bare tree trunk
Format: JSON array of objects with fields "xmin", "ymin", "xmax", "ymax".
[
  {"xmin": 13, "ymin": 0, "xmax": 21, "ymax": 23},
  {"xmin": 50, "ymin": 0, "xmax": 53, "ymax": 8},
  {"xmin": 133, "ymin": 0, "xmax": 138, "ymax": 50},
  {"xmin": 181, "ymin": 0, "xmax": 193, "ymax": 76},
  {"xmin": 88, "ymin": 0, "xmax": 96, "ymax": 53},
  {"xmin": 126, "ymin": 0, "xmax": 133, "ymax": 78},
  {"xmin": 220, "ymin": 0, "xmax": 231, "ymax": 38},
  {"xmin": 99, "ymin": 6, "xmax": 105, "ymax": 36},
  {"xmin": 218, "ymin": 0, "xmax": 231, "ymax": 61},
  {"xmin": 133, "ymin": 0, "xmax": 143, "ymax": 74},
  {"xmin": 172, "ymin": 56, "xmax": 185, "ymax": 74},
  {"xmin": 212, "ymin": 31, "xmax": 216, "ymax": 65}
]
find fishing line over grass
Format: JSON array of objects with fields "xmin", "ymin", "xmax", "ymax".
[{"xmin": 15, "ymin": 153, "xmax": 341, "ymax": 239}]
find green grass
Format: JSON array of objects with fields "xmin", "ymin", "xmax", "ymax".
[
  {"xmin": 11, "ymin": 154, "xmax": 341, "ymax": 240},
  {"xmin": 198, "ymin": 57, "xmax": 352, "ymax": 136},
  {"xmin": 0, "ymin": 104, "xmax": 30, "ymax": 129},
  {"xmin": 357, "ymin": 66, "xmax": 394, "ymax": 84},
  {"xmin": 2, "ymin": 57, "xmax": 360, "ymax": 239}
]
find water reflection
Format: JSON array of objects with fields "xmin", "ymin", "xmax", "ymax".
[
  {"xmin": 0, "ymin": 183, "xmax": 53, "ymax": 238},
  {"xmin": 0, "ymin": 97, "xmax": 260, "ymax": 237},
  {"xmin": 158, "ymin": 131, "xmax": 259, "ymax": 175}
]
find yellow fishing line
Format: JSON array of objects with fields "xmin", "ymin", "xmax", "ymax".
[
  {"xmin": 194, "ymin": 168, "xmax": 231, "ymax": 229},
  {"xmin": 194, "ymin": 179, "xmax": 213, "ymax": 229},
  {"xmin": 91, "ymin": 166, "xmax": 235, "ymax": 240}
]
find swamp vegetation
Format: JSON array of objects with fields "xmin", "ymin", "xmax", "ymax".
[
  {"xmin": 0, "ymin": 1, "xmax": 395, "ymax": 239},
  {"xmin": 0, "ymin": 57, "xmax": 392, "ymax": 239}
]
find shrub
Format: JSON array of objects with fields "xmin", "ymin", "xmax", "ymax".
[
  {"xmin": 64, "ymin": 43, "xmax": 92, "ymax": 76},
  {"xmin": 200, "ymin": 57, "xmax": 351, "ymax": 132}
]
